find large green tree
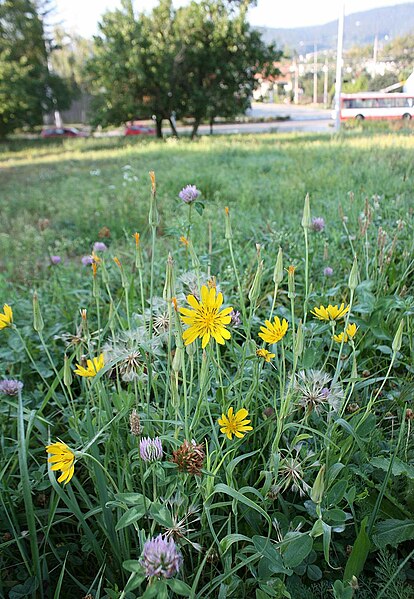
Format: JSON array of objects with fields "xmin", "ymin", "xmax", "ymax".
[
  {"xmin": 88, "ymin": 0, "xmax": 279, "ymax": 137},
  {"xmin": 0, "ymin": 0, "xmax": 72, "ymax": 136}
]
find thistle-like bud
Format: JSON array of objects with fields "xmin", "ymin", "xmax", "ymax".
[
  {"xmin": 129, "ymin": 409, "xmax": 141, "ymax": 436},
  {"xmin": 248, "ymin": 260, "xmax": 263, "ymax": 303},
  {"xmin": 287, "ymin": 265, "xmax": 296, "ymax": 299},
  {"xmin": 114, "ymin": 257, "xmax": 129, "ymax": 289},
  {"xmin": 348, "ymin": 255, "xmax": 359, "ymax": 291},
  {"xmin": 187, "ymin": 239, "xmax": 200, "ymax": 270},
  {"xmin": 148, "ymin": 171, "xmax": 159, "ymax": 226},
  {"xmin": 273, "ymin": 247, "xmax": 283, "ymax": 285},
  {"xmin": 392, "ymin": 319, "xmax": 404, "ymax": 354},
  {"xmin": 133, "ymin": 232, "xmax": 143, "ymax": 270},
  {"xmin": 172, "ymin": 345, "xmax": 183, "ymax": 373},
  {"xmin": 63, "ymin": 354, "xmax": 72, "ymax": 388},
  {"xmin": 294, "ymin": 319, "xmax": 304, "ymax": 357},
  {"xmin": 163, "ymin": 253, "xmax": 175, "ymax": 302},
  {"xmin": 311, "ymin": 464, "xmax": 325, "ymax": 505},
  {"xmin": 32, "ymin": 291, "xmax": 44, "ymax": 333},
  {"xmin": 224, "ymin": 207, "xmax": 232, "ymax": 240},
  {"xmin": 199, "ymin": 350, "xmax": 210, "ymax": 393},
  {"xmin": 301, "ymin": 193, "xmax": 311, "ymax": 229}
]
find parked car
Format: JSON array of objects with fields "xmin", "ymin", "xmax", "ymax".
[
  {"xmin": 124, "ymin": 124, "xmax": 156, "ymax": 136},
  {"xmin": 41, "ymin": 127, "xmax": 88, "ymax": 138}
]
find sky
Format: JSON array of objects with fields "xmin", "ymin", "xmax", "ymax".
[{"xmin": 53, "ymin": 0, "xmax": 413, "ymax": 38}]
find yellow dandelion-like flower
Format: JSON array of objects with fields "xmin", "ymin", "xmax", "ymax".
[
  {"xmin": 311, "ymin": 303, "xmax": 350, "ymax": 321},
  {"xmin": 218, "ymin": 407, "xmax": 253, "ymax": 440},
  {"xmin": 179, "ymin": 285, "xmax": 233, "ymax": 349},
  {"xmin": 258, "ymin": 316, "xmax": 288, "ymax": 345},
  {"xmin": 256, "ymin": 348, "xmax": 275, "ymax": 362},
  {"xmin": 0, "ymin": 304, "xmax": 13, "ymax": 330},
  {"xmin": 74, "ymin": 353, "xmax": 104, "ymax": 377},
  {"xmin": 46, "ymin": 441, "xmax": 75, "ymax": 485},
  {"xmin": 333, "ymin": 322, "xmax": 358, "ymax": 343}
]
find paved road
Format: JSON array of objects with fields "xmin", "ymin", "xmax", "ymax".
[
  {"xmin": 168, "ymin": 103, "xmax": 332, "ymax": 135},
  {"xmin": 95, "ymin": 103, "xmax": 333, "ymax": 137}
]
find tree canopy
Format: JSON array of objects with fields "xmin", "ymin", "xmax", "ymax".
[{"xmin": 87, "ymin": 0, "xmax": 280, "ymax": 137}]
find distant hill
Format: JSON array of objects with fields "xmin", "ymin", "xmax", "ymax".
[{"xmin": 257, "ymin": 3, "xmax": 414, "ymax": 53}]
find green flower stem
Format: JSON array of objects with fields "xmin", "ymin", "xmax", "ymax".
[
  {"xmin": 81, "ymin": 452, "xmax": 120, "ymax": 494},
  {"xmin": 227, "ymin": 238, "xmax": 248, "ymax": 335},
  {"xmin": 303, "ymin": 227, "xmax": 310, "ymax": 324}
]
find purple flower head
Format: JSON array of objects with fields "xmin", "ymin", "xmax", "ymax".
[
  {"xmin": 320, "ymin": 387, "xmax": 330, "ymax": 399},
  {"xmin": 50, "ymin": 255, "xmax": 61, "ymax": 265},
  {"xmin": 93, "ymin": 242, "xmax": 108, "ymax": 252},
  {"xmin": 230, "ymin": 310, "xmax": 241, "ymax": 327},
  {"xmin": 0, "ymin": 379, "xmax": 23, "ymax": 396},
  {"xmin": 140, "ymin": 437, "xmax": 163, "ymax": 462},
  {"xmin": 312, "ymin": 217, "xmax": 325, "ymax": 232},
  {"xmin": 81, "ymin": 255, "xmax": 94, "ymax": 266},
  {"xmin": 141, "ymin": 534, "xmax": 182, "ymax": 579},
  {"xmin": 179, "ymin": 185, "xmax": 200, "ymax": 204},
  {"xmin": 323, "ymin": 266, "xmax": 333, "ymax": 277}
]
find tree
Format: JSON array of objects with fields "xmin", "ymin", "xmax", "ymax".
[
  {"xmin": 0, "ymin": 0, "xmax": 72, "ymax": 137},
  {"xmin": 88, "ymin": 0, "xmax": 280, "ymax": 138},
  {"xmin": 175, "ymin": 0, "xmax": 280, "ymax": 137}
]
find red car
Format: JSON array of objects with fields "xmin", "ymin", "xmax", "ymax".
[
  {"xmin": 125, "ymin": 124, "xmax": 156, "ymax": 136},
  {"xmin": 41, "ymin": 127, "xmax": 88, "ymax": 138}
]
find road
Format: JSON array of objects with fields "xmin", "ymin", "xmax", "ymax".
[{"xmin": 168, "ymin": 103, "xmax": 332, "ymax": 135}]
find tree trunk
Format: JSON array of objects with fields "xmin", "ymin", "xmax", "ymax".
[
  {"xmin": 209, "ymin": 117, "xmax": 214, "ymax": 135},
  {"xmin": 191, "ymin": 118, "xmax": 201, "ymax": 139},
  {"xmin": 155, "ymin": 117, "xmax": 163, "ymax": 138},
  {"xmin": 168, "ymin": 117, "xmax": 179, "ymax": 138}
]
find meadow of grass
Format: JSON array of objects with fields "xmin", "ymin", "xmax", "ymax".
[{"xmin": 0, "ymin": 131, "xmax": 413, "ymax": 599}]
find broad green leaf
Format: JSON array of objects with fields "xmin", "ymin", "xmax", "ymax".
[
  {"xmin": 283, "ymin": 534, "xmax": 313, "ymax": 568},
  {"xmin": 343, "ymin": 516, "xmax": 371, "ymax": 583},
  {"xmin": 123, "ymin": 560, "xmax": 143, "ymax": 573},
  {"xmin": 115, "ymin": 505, "xmax": 146, "ymax": 531},
  {"xmin": 166, "ymin": 579, "xmax": 192, "ymax": 596},
  {"xmin": 372, "ymin": 519, "xmax": 414, "ymax": 548},
  {"xmin": 371, "ymin": 457, "xmax": 414, "ymax": 479}
]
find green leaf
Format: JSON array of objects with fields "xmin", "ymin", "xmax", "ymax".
[
  {"xmin": 283, "ymin": 534, "xmax": 313, "ymax": 568},
  {"xmin": 115, "ymin": 492, "xmax": 147, "ymax": 505},
  {"xmin": 115, "ymin": 505, "xmax": 146, "ymax": 531},
  {"xmin": 307, "ymin": 564, "xmax": 322, "ymax": 581},
  {"xmin": 343, "ymin": 516, "xmax": 371, "ymax": 583},
  {"xmin": 166, "ymin": 579, "xmax": 192, "ymax": 596},
  {"xmin": 372, "ymin": 519, "xmax": 414, "ymax": 548},
  {"xmin": 371, "ymin": 457, "xmax": 414, "ymax": 479},
  {"xmin": 149, "ymin": 502, "xmax": 174, "ymax": 528},
  {"xmin": 123, "ymin": 560, "xmax": 143, "ymax": 574}
]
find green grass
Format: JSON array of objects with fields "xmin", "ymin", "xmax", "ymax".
[
  {"xmin": 1, "ymin": 131, "xmax": 414, "ymax": 599},
  {"xmin": 1, "ymin": 131, "xmax": 413, "ymax": 286}
]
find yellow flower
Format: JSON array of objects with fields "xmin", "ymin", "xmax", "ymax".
[
  {"xmin": 180, "ymin": 235, "xmax": 189, "ymax": 247},
  {"xmin": 311, "ymin": 303, "xmax": 349, "ymax": 321},
  {"xmin": 74, "ymin": 353, "xmax": 104, "ymax": 377},
  {"xmin": 258, "ymin": 316, "xmax": 288, "ymax": 345},
  {"xmin": 333, "ymin": 322, "xmax": 358, "ymax": 343},
  {"xmin": 0, "ymin": 304, "xmax": 13, "ymax": 330},
  {"xmin": 179, "ymin": 285, "xmax": 233, "ymax": 349},
  {"xmin": 46, "ymin": 441, "xmax": 75, "ymax": 485},
  {"xmin": 218, "ymin": 407, "xmax": 253, "ymax": 440},
  {"xmin": 256, "ymin": 348, "xmax": 275, "ymax": 362}
]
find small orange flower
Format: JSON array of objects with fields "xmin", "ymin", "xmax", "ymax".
[
  {"xmin": 287, "ymin": 265, "xmax": 296, "ymax": 275},
  {"xmin": 225, "ymin": 207, "xmax": 229, "ymax": 216},
  {"xmin": 92, "ymin": 263, "xmax": 98, "ymax": 277},
  {"xmin": 180, "ymin": 236, "xmax": 189, "ymax": 247},
  {"xmin": 172, "ymin": 297, "xmax": 178, "ymax": 311},
  {"xmin": 113, "ymin": 257, "xmax": 122, "ymax": 269},
  {"xmin": 133, "ymin": 232, "xmax": 140, "ymax": 248}
]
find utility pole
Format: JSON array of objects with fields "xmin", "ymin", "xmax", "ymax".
[
  {"xmin": 293, "ymin": 55, "xmax": 300, "ymax": 104},
  {"xmin": 334, "ymin": 3, "xmax": 345, "ymax": 132},
  {"xmin": 323, "ymin": 53, "xmax": 329, "ymax": 107},
  {"xmin": 313, "ymin": 44, "xmax": 318, "ymax": 104}
]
